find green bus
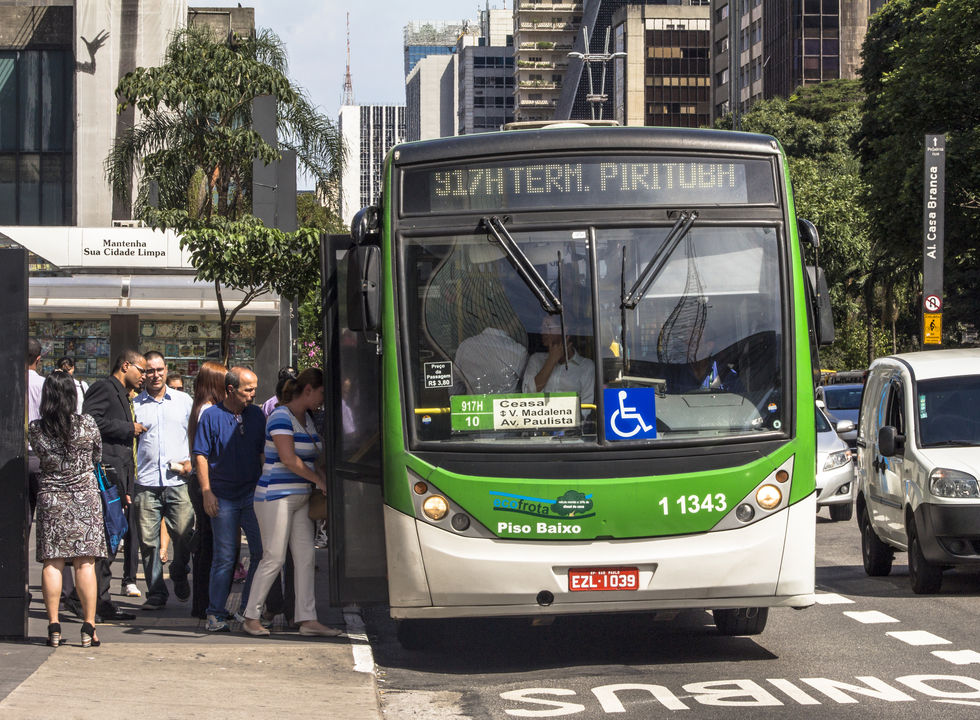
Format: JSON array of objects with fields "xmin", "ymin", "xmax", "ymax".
[{"xmin": 321, "ymin": 126, "xmax": 833, "ymax": 647}]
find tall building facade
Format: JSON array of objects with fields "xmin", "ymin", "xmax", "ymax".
[
  {"xmin": 406, "ymin": 54, "xmax": 458, "ymax": 141},
  {"xmin": 339, "ymin": 105, "xmax": 406, "ymax": 227},
  {"xmin": 457, "ymin": 9, "xmax": 515, "ymax": 135},
  {"xmin": 513, "ymin": 1, "xmax": 583, "ymax": 121},
  {"xmin": 404, "ymin": 21, "xmax": 472, "ymax": 76},
  {"xmin": 610, "ymin": 3, "xmax": 711, "ymax": 127},
  {"xmin": 711, "ymin": 0, "xmax": 871, "ymax": 124}
]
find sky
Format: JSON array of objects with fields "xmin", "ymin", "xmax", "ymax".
[
  {"xmin": 202, "ymin": 0, "xmax": 506, "ymax": 188},
  {"xmin": 205, "ymin": 0, "xmax": 503, "ymax": 116}
]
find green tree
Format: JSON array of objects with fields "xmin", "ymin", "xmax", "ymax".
[
  {"xmin": 858, "ymin": 0, "xmax": 980, "ymax": 346},
  {"xmin": 295, "ymin": 193, "xmax": 346, "ymax": 369},
  {"xmin": 105, "ymin": 25, "xmax": 346, "ymax": 364},
  {"xmin": 718, "ymin": 81, "xmax": 875, "ymax": 367}
]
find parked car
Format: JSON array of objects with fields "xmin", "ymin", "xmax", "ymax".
[
  {"xmin": 816, "ymin": 404, "xmax": 855, "ymax": 521},
  {"xmin": 855, "ymin": 349, "xmax": 980, "ymax": 594},
  {"xmin": 816, "ymin": 382, "xmax": 863, "ymax": 449}
]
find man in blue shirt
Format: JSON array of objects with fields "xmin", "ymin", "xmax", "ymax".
[
  {"xmin": 193, "ymin": 366, "xmax": 265, "ymax": 632},
  {"xmin": 133, "ymin": 351, "xmax": 194, "ymax": 611}
]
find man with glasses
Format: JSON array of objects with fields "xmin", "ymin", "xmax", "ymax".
[
  {"xmin": 192, "ymin": 367, "xmax": 265, "ymax": 632},
  {"xmin": 133, "ymin": 351, "xmax": 194, "ymax": 611},
  {"xmin": 65, "ymin": 350, "xmax": 147, "ymax": 622}
]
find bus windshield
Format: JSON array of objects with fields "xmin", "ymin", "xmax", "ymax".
[{"xmin": 404, "ymin": 223, "xmax": 784, "ymax": 447}]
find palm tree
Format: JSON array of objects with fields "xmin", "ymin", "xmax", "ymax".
[{"xmin": 105, "ymin": 24, "xmax": 345, "ymax": 221}]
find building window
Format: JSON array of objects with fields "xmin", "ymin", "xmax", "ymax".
[
  {"xmin": 0, "ymin": 50, "xmax": 74, "ymax": 225},
  {"xmin": 716, "ymin": 4, "xmax": 729, "ymax": 22}
]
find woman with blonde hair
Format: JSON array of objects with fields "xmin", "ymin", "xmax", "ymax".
[
  {"xmin": 187, "ymin": 361, "xmax": 227, "ymax": 619},
  {"xmin": 29, "ymin": 371, "xmax": 106, "ymax": 647},
  {"xmin": 242, "ymin": 368, "xmax": 339, "ymax": 637}
]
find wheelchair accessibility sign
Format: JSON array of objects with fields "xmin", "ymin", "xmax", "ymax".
[{"xmin": 604, "ymin": 388, "xmax": 657, "ymax": 440}]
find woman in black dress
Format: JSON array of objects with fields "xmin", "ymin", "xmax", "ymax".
[{"xmin": 28, "ymin": 370, "xmax": 107, "ymax": 648}]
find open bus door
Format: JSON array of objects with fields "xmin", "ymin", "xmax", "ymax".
[{"xmin": 321, "ymin": 233, "xmax": 388, "ymax": 606}]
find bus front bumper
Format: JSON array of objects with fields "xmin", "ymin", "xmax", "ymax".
[{"xmin": 385, "ymin": 495, "xmax": 816, "ymax": 620}]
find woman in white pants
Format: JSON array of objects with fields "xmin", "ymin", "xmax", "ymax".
[{"xmin": 242, "ymin": 368, "xmax": 340, "ymax": 637}]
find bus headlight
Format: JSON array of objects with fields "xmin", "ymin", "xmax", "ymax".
[
  {"xmin": 422, "ymin": 495, "xmax": 450, "ymax": 520},
  {"xmin": 930, "ymin": 469, "xmax": 980, "ymax": 498},
  {"xmin": 823, "ymin": 450, "xmax": 852, "ymax": 472},
  {"xmin": 756, "ymin": 485, "xmax": 782, "ymax": 510}
]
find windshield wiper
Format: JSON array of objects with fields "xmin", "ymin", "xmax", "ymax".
[
  {"xmin": 481, "ymin": 215, "xmax": 563, "ymax": 314},
  {"xmin": 925, "ymin": 440, "xmax": 977, "ymax": 447},
  {"xmin": 621, "ymin": 210, "xmax": 698, "ymax": 309}
]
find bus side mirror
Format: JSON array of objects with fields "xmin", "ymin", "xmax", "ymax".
[
  {"xmin": 799, "ymin": 218, "xmax": 820, "ymax": 249},
  {"xmin": 347, "ymin": 245, "xmax": 381, "ymax": 332},
  {"xmin": 806, "ymin": 265, "xmax": 835, "ymax": 346}
]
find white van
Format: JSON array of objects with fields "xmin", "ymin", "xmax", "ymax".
[{"xmin": 856, "ymin": 349, "xmax": 980, "ymax": 594}]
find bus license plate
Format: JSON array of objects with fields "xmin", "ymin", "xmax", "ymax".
[{"xmin": 568, "ymin": 567, "xmax": 639, "ymax": 592}]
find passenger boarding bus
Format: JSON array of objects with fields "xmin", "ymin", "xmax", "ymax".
[{"xmin": 321, "ymin": 126, "xmax": 834, "ymax": 648}]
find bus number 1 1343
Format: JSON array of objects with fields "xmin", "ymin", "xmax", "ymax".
[{"xmin": 659, "ymin": 494, "xmax": 728, "ymax": 515}]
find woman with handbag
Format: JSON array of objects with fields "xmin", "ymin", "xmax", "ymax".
[
  {"xmin": 28, "ymin": 371, "xmax": 107, "ymax": 648},
  {"xmin": 241, "ymin": 368, "xmax": 340, "ymax": 637}
]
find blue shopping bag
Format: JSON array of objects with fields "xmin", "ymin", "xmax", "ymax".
[{"xmin": 95, "ymin": 462, "xmax": 128, "ymax": 555}]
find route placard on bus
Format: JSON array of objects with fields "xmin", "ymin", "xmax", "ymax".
[{"xmin": 451, "ymin": 393, "xmax": 579, "ymax": 431}]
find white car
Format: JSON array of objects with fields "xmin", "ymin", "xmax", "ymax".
[
  {"xmin": 856, "ymin": 349, "xmax": 980, "ymax": 594},
  {"xmin": 816, "ymin": 404, "xmax": 855, "ymax": 521}
]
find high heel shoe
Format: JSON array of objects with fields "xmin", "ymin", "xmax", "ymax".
[
  {"xmin": 80, "ymin": 622, "xmax": 100, "ymax": 648},
  {"xmin": 46, "ymin": 623, "xmax": 61, "ymax": 647}
]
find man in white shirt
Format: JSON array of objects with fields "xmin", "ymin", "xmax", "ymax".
[
  {"xmin": 133, "ymin": 350, "xmax": 194, "ymax": 610},
  {"xmin": 27, "ymin": 338, "xmax": 45, "ymax": 521},
  {"xmin": 454, "ymin": 326, "xmax": 528, "ymax": 395},
  {"xmin": 522, "ymin": 315, "xmax": 595, "ymax": 406}
]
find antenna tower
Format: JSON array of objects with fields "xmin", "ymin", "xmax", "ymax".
[{"xmin": 341, "ymin": 13, "xmax": 355, "ymax": 106}]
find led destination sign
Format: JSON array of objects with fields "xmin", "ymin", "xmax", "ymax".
[{"xmin": 401, "ymin": 156, "xmax": 776, "ymax": 214}]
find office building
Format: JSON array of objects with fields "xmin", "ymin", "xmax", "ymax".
[
  {"xmin": 457, "ymin": 9, "xmax": 515, "ymax": 134},
  {"xmin": 339, "ymin": 105, "xmax": 406, "ymax": 227},
  {"xmin": 404, "ymin": 20, "xmax": 472, "ymax": 76},
  {"xmin": 0, "ymin": 2, "xmax": 288, "ymax": 397},
  {"xmin": 712, "ymin": 0, "xmax": 871, "ymax": 123},
  {"xmin": 513, "ymin": 0, "xmax": 583, "ymax": 121},
  {"xmin": 608, "ymin": 2, "xmax": 711, "ymax": 127},
  {"xmin": 406, "ymin": 54, "xmax": 458, "ymax": 141}
]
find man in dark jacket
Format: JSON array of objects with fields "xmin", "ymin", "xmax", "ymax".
[{"xmin": 66, "ymin": 350, "xmax": 147, "ymax": 622}]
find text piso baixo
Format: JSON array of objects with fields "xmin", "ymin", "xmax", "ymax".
[{"xmin": 501, "ymin": 674, "xmax": 980, "ymax": 716}]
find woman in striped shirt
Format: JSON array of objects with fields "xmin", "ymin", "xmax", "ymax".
[{"xmin": 242, "ymin": 368, "xmax": 340, "ymax": 637}]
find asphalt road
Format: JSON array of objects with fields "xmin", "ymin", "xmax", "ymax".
[{"xmin": 363, "ymin": 505, "xmax": 980, "ymax": 719}]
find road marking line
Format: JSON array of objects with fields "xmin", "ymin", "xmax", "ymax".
[
  {"xmin": 344, "ymin": 607, "xmax": 376, "ymax": 674},
  {"xmin": 887, "ymin": 631, "xmax": 951, "ymax": 646},
  {"xmin": 814, "ymin": 593, "xmax": 854, "ymax": 605},
  {"xmin": 932, "ymin": 650, "xmax": 980, "ymax": 665},
  {"xmin": 767, "ymin": 679, "xmax": 821, "ymax": 704},
  {"xmin": 936, "ymin": 700, "xmax": 980, "ymax": 706},
  {"xmin": 843, "ymin": 611, "xmax": 899, "ymax": 624}
]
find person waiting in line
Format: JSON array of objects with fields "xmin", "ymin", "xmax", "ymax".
[
  {"xmin": 193, "ymin": 367, "xmax": 265, "ymax": 633},
  {"xmin": 133, "ymin": 351, "xmax": 194, "ymax": 612},
  {"xmin": 57, "ymin": 357, "xmax": 89, "ymax": 414},
  {"xmin": 157, "ymin": 373, "xmax": 185, "ymax": 563},
  {"xmin": 186, "ymin": 361, "xmax": 228, "ymax": 619},
  {"xmin": 29, "ymin": 371, "xmax": 107, "ymax": 648},
  {"xmin": 261, "ymin": 366, "xmax": 298, "ymax": 416},
  {"xmin": 453, "ymin": 319, "xmax": 529, "ymax": 395},
  {"xmin": 166, "ymin": 373, "xmax": 184, "ymax": 393},
  {"xmin": 242, "ymin": 368, "xmax": 341, "ymax": 637},
  {"xmin": 27, "ymin": 339, "xmax": 46, "ymax": 524},
  {"xmin": 522, "ymin": 315, "xmax": 595, "ymax": 406},
  {"xmin": 64, "ymin": 351, "xmax": 146, "ymax": 622}
]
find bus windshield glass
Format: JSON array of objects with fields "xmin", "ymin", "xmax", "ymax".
[{"xmin": 404, "ymin": 223, "xmax": 784, "ymax": 446}]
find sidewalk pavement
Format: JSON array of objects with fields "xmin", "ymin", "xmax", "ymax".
[{"xmin": 0, "ymin": 538, "xmax": 382, "ymax": 720}]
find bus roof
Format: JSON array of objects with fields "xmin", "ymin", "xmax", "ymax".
[{"xmin": 392, "ymin": 127, "xmax": 781, "ymax": 167}]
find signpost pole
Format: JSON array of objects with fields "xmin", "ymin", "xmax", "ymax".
[{"xmin": 922, "ymin": 134, "xmax": 945, "ymax": 348}]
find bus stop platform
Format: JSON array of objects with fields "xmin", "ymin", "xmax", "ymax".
[{"xmin": 0, "ymin": 538, "xmax": 382, "ymax": 720}]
